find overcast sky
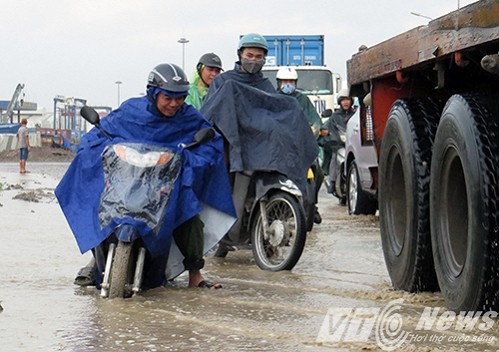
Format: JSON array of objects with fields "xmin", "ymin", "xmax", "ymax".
[{"xmin": 0, "ymin": 0, "xmax": 478, "ymax": 111}]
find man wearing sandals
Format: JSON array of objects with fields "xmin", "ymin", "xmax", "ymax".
[{"xmin": 69, "ymin": 63, "xmax": 236, "ymax": 290}]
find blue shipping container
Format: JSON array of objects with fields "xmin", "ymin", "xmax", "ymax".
[{"xmin": 263, "ymin": 35, "xmax": 324, "ymax": 66}]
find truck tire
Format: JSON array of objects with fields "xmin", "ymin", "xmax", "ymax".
[
  {"xmin": 347, "ymin": 161, "xmax": 377, "ymax": 215},
  {"xmin": 379, "ymin": 98, "xmax": 441, "ymax": 292},
  {"xmin": 430, "ymin": 93, "xmax": 499, "ymax": 312}
]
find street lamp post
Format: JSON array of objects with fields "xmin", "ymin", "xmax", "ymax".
[
  {"xmin": 115, "ymin": 81, "xmax": 122, "ymax": 107},
  {"xmin": 177, "ymin": 37, "xmax": 189, "ymax": 71}
]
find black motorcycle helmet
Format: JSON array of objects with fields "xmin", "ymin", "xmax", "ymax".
[
  {"xmin": 196, "ymin": 53, "xmax": 223, "ymax": 73},
  {"xmin": 147, "ymin": 63, "xmax": 189, "ymax": 94}
]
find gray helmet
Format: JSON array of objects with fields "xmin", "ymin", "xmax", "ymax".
[
  {"xmin": 147, "ymin": 63, "xmax": 189, "ymax": 93},
  {"xmin": 197, "ymin": 53, "xmax": 223, "ymax": 71}
]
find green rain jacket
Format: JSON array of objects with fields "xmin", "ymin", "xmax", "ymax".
[{"xmin": 185, "ymin": 72, "xmax": 209, "ymax": 110}]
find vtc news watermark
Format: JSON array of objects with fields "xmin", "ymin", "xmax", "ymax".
[{"xmin": 316, "ymin": 299, "xmax": 498, "ymax": 351}]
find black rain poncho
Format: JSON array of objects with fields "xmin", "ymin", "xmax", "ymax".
[{"xmin": 200, "ymin": 79, "xmax": 319, "ymax": 192}]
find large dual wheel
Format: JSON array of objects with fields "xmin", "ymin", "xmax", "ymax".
[
  {"xmin": 378, "ymin": 98, "xmax": 441, "ymax": 293},
  {"xmin": 430, "ymin": 94, "xmax": 499, "ymax": 312},
  {"xmin": 380, "ymin": 93, "xmax": 499, "ymax": 312}
]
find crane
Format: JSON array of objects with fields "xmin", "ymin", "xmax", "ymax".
[{"xmin": 2, "ymin": 83, "xmax": 25, "ymax": 123}]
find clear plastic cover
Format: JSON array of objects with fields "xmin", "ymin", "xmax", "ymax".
[{"xmin": 98, "ymin": 142, "xmax": 181, "ymax": 234}]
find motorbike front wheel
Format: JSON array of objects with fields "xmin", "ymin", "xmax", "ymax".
[
  {"xmin": 251, "ymin": 192, "xmax": 307, "ymax": 271},
  {"xmin": 108, "ymin": 241, "xmax": 135, "ymax": 299}
]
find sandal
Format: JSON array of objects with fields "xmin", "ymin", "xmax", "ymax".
[
  {"xmin": 197, "ymin": 280, "xmax": 222, "ymax": 289},
  {"xmin": 74, "ymin": 266, "xmax": 95, "ymax": 286}
]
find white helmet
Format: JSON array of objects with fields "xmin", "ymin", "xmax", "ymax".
[
  {"xmin": 337, "ymin": 87, "xmax": 353, "ymax": 105},
  {"xmin": 276, "ymin": 66, "xmax": 298, "ymax": 80},
  {"xmin": 337, "ymin": 88, "xmax": 350, "ymax": 98}
]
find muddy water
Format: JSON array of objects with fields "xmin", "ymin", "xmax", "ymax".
[{"xmin": 1, "ymin": 162, "xmax": 499, "ymax": 351}]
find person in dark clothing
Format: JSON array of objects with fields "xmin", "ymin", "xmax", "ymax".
[
  {"xmin": 276, "ymin": 66, "xmax": 323, "ymax": 224},
  {"xmin": 204, "ymin": 33, "xmax": 275, "ymax": 257},
  {"xmin": 203, "ymin": 34, "xmax": 316, "ymax": 257},
  {"xmin": 207, "ymin": 33, "xmax": 275, "ymax": 95},
  {"xmin": 321, "ymin": 89, "xmax": 355, "ymax": 194}
]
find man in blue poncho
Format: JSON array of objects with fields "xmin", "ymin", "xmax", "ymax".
[{"xmin": 56, "ymin": 63, "xmax": 235, "ymax": 289}]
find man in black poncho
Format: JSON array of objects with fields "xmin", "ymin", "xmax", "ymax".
[{"xmin": 201, "ymin": 33, "xmax": 319, "ymax": 258}]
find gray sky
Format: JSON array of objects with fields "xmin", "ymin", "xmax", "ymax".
[{"xmin": 0, "ymin": 0, "xmax": 477, "ymax": 111}]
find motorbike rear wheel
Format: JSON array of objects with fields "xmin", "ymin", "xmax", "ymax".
[
  {"xmin": 108, "ymin": 241, "xmax": 135, "ymax": 299},
  {"xmin": 251, "ymin": 192, "xmax": 307, "ymax": 271}
]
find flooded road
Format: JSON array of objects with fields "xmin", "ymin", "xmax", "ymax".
[{"xmin": 2, "ymin": 162, "xmax": 499, "ymax": 351}]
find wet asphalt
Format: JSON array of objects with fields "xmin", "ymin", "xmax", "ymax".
[{"xmin": 1, "ymin": 162, "xmax": 499, "ymax": 351}]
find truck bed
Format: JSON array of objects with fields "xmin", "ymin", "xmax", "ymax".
[{"xmin": 347, "ymin": 0, "xmax": 499, "ymax": 86}]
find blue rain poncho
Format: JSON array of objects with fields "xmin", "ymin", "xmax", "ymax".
[{"xmin": 55, "ymin": 95, "xmax": 236, "ymax": 259}]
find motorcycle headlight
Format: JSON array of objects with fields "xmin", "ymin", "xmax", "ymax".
[
  {"xmin": 113, "ymin": 144, "xmax": 173, "ymax": 168},
  {"xmin": 340, "ymin": 134, "xmax": 347, "ymax": 143}
]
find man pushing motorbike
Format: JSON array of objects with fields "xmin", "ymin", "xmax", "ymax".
[{"xmin": 56, "ymin": 63, "xmax": 236, "ymax": 290}]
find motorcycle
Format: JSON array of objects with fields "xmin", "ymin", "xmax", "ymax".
[
  {"xmin": 74, "ymin": 106, "xmax": 229, "ymax": 298},
  {"xmin": 215, "ymin": 170, "xmax": 309, "ymax": 271},
  {"xmin": 331, "ymin": 125, "xmax": 347, "ymax": 205},
  {"xmin": 321, "ymin": 109, "xmax": 347, "ymax": 205},
  {"xmin": 198, "ymin": 79, "xmax": 319, "ymax": 272}
]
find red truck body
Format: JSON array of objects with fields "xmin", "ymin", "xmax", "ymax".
[{"xmin": 346, "ymin": 0, "xmax": 499, "ymax": 312}]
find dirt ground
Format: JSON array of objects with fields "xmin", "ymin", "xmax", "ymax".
[{"xmin": 0, "ymin": 145, "xmax": 75, "ymax": 163}]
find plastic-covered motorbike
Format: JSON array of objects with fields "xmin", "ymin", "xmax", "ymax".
[{"xmin": 78, "ymin": 107, "xmax": 219, "ymax": 298}]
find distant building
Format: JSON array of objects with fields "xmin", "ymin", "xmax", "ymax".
[{"xmin": 0, "ymin": 100, "xmax": 38, "ymax": 124}]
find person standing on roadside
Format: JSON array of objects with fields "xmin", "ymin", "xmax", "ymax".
[
  {"xmin": 16, "ymin": 118, "xmax": 30, "ymax": 174},
  {"xmin": 185, "ymin": 53, "xmax": 224, "ymax": 109}
]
